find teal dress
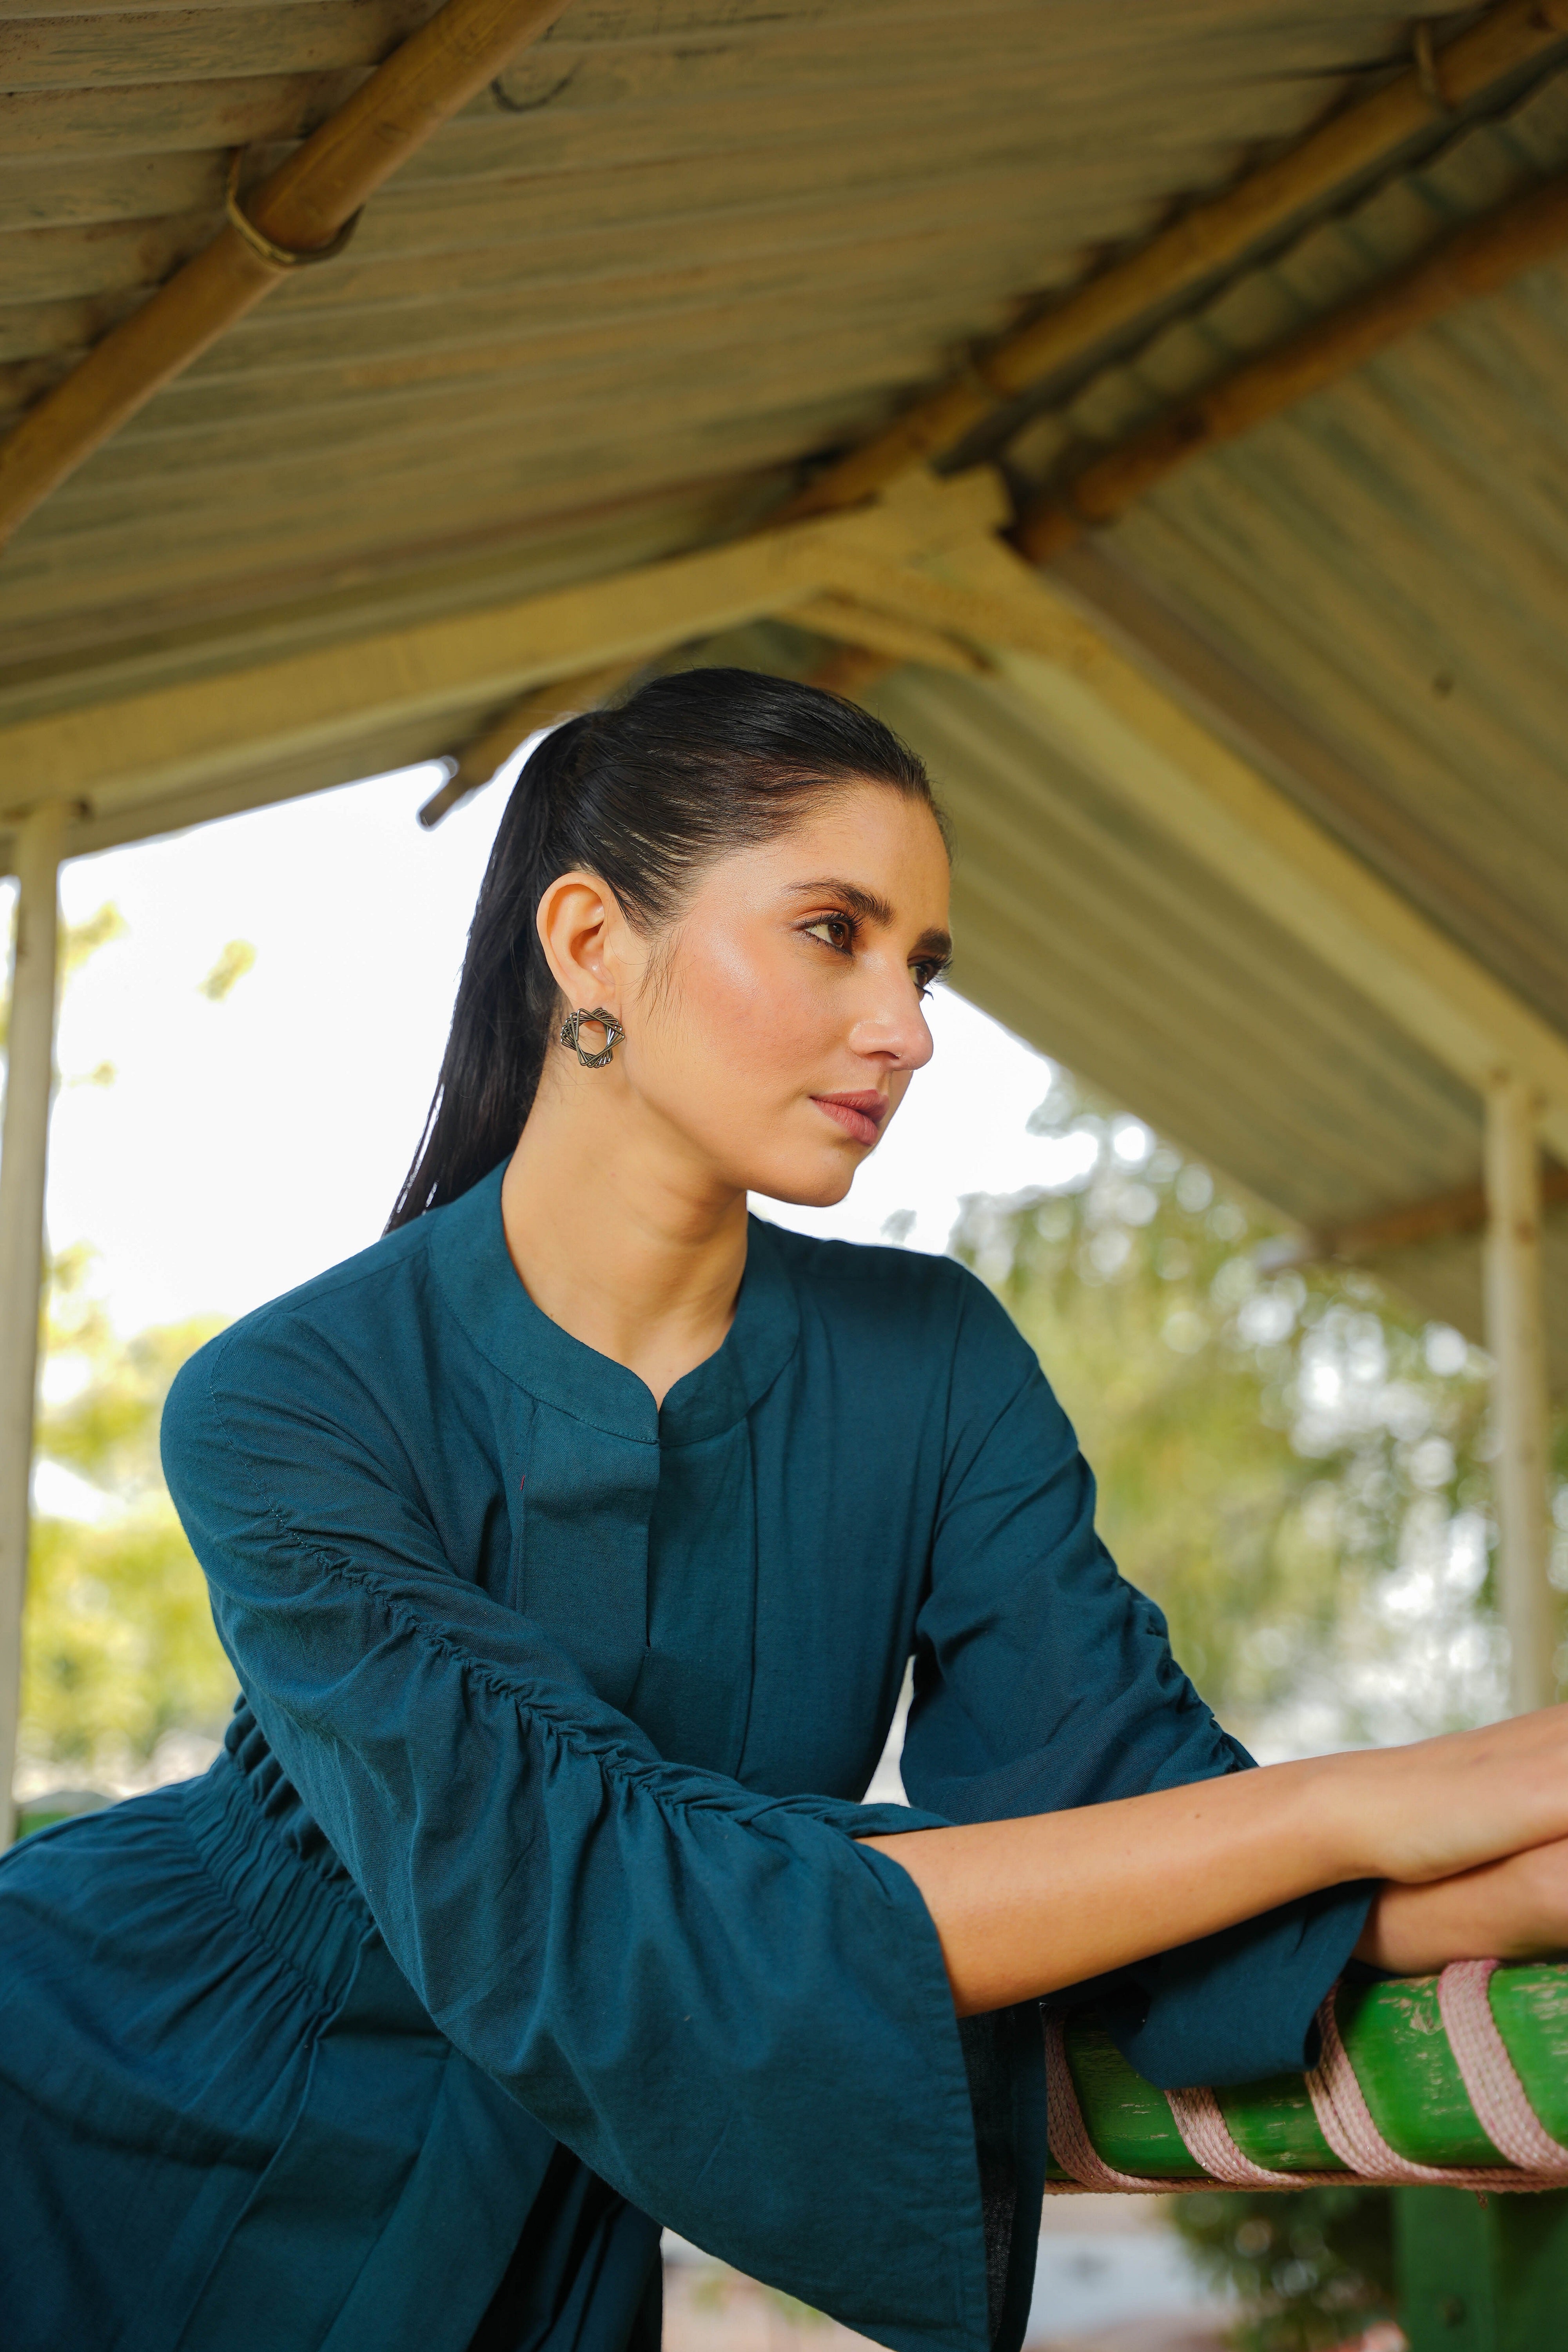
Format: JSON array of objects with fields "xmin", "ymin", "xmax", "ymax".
[{"xmin": 0, "ymin": 1165, "xmax": 1368, "ymax": 2352}]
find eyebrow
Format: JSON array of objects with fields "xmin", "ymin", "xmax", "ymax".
[{"xmin": 786, "ymin": 878, "xmax": 952, "ymax": 963}]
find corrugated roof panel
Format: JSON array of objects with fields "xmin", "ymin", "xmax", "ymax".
[{"xmin": 0, "ymin": 0, "xmax": 1421, "ymax": 684}]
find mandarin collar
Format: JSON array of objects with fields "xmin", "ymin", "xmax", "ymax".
[{"xmin": 427, "ymin": 1163, "xmax": 799, "ymax": 1445}]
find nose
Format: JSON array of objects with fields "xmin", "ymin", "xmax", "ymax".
[{"xmin": 849, "ymin": 962, "xmax": 936, "ymax": 1072}]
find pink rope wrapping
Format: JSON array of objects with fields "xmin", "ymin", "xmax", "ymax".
[
  {"xmin": 1045, "ymin": 1971, "xmax": 1568, "ymax": 2196},
  {"xmin": 1043, "ymin": 2015, "xmax": 1341, "ymax": 2195},
  {"xmin": 1164, "ymin": 2083, "xmax": 1337, "ymax": 2188},
  {"xmin": 1043, "ymin": 2011, "xmax": 1174, "ymax": 2192},
  {"xmin": 1437, "ymin": 1959, "xmax": 1568, "ymax": 2179},
  {"xmin": 1305, "ymin": 1979, "xmax": 1558, "ymax": 2191}
]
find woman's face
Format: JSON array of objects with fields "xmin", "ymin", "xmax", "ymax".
[{"xmin": 545, "ymin": 783, "xmax": 952, "ymax": 1207}]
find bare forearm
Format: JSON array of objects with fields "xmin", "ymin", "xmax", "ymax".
[
  {"xmin": 862, "ymin": 1755, "xmax": 1349, "ymax": 2016},
  {"xmin": 863, "ymin": 1704, "xmax": 1568, "ymax": 2017}
]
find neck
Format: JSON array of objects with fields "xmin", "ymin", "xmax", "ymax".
[{"xmin": 499, "ymin": 1063, "xmax": 749, "ymax": 1409}]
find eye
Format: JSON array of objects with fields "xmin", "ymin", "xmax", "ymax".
[
  {"xmin": 911, "ymin": 957, "xmax": 949, "ymax": 999},
  {"xmin": 802, "ymin": 913, "xmax": 856, "ymax": 955}
]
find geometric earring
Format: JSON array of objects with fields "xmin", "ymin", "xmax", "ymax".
[{"xmin": 558, "ymin": 1007, "xmax": 625, "ymax": 1068}]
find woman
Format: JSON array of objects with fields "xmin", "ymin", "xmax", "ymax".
[{"xmin": 4, "ymin": 668, "xmax": 1568, "ymax": 2352}]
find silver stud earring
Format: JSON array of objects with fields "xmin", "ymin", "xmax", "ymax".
[{"xmin": 559, "ymin": 1007, "xmax": 624, "ymax": 1068}]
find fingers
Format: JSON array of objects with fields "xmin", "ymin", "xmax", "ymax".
[{"xmin": 1356, "ymin": 1838, "xmax": 1568, "ymax": 1975}]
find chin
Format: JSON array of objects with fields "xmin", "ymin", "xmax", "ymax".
[{"xmin": 747, "ymin": 1154, "xmax": 861, "ymax": 1210}]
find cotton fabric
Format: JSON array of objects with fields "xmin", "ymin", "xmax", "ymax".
[{"xmin": 0, "ymin": 1165, "xmax": 1368, "ymax": 2352}]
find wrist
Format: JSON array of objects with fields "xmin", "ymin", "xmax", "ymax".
[{"xmin": 1289, "ymin": 1749, "xmax": 1384, "ymax": 1886}]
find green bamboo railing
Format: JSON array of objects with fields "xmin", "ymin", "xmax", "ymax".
[{"xmin": 1047, "ymin": 1965, "xmax": 1568, "ymax": 2184}]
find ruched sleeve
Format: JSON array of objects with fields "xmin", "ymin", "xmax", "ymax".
[
  {"xmin": 901, "ymin": 1267, "xmax": 1372, "ymax": 2091},
  {"xmin": 161, "ymin": 1316, "xmax": 996, "ymax": 2352}
]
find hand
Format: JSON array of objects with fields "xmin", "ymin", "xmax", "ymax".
[
  {"xmin": 1357, "ymin": 1836, "xmax": 1568, "ymax": 1975},
  {"xmin": 1323, "ymin": 1704, "xmax": 1568, "ymax": 1887}
]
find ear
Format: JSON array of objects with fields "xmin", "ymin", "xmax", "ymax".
[{"xmin": 535, "ymin": 869, "xmax": 628, "ymax": 1016}]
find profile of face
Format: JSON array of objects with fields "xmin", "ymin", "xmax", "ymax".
[{"xmin": 534, "ymin": 780, "xmax": 952, "ymax": 1207}]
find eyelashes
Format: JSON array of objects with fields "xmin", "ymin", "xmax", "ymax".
[{"xmin": 799, "ymin": 913, "xmax": 948, "ymax": 995}]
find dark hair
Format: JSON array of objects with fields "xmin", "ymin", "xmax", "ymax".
[{"xmin": 387, "ymin": 666, "xmax": 940, "ymax": 1228}]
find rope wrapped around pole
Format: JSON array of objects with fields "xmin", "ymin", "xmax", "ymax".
[
  {"xmin": 0, "ymin": 0, "xmax": 575, "ymax": 551},
  {"xmin": 1045, "ymin": 1960, "xmax": 1568, "ymax": 2194}
]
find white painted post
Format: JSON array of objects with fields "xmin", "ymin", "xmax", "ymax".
[
  {"xmin": 0, "ymin": 802, "xmax": 66, "ymax": 1844},
  {"xmin": 1483, "ymin": 1071, "xmax": 1556, "ymax": 1715}
]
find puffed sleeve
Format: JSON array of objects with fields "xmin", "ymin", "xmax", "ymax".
[
  {"xmin": 900, "ymin": 1267, "xmax": 1372, "ymax": 2090},
  {"xmin": 161, "ymin": 1316, "xmax": 999, "ymax": 2352}
]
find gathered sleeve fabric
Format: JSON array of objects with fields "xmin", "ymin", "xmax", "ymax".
[
  {"xmin": 161, "ymin": 1315, "xmax": 995, "ymax": 2352},
  {"xmin": 901, "ymin": 1267, "xmax": 1372, "ymax": 2092}
]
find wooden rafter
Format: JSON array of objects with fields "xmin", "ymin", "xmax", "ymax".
[
  {"xmin": 1047, "ymin": 538, "xmax": 1568, "ymax": 1029},
  {"xmin": 0, "ymin": 471, "xmax": 1002, "ymax": 850},
  {"xmin": 419, "ymin": 659, "xmax": 642, "ymax": 828},
  {"xmin": 784, "ymin": 0, "xmax": 1568, "ymax": 521},
  {"xmin": 1014, "ymin": 168, "xmax": 1568, "ymax": 561},
  {"xmin": 0, "ymin": 0, "xmax": 575, "ymax": 547},
  {"xmin": 1297, "ymin": 1163, "xmax": 1568, "ymax": 1265}
]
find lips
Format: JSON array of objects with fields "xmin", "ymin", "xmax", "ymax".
[{"xmin": 811, "ymin": 1091, "xmax": 888, "ymax": 1148}]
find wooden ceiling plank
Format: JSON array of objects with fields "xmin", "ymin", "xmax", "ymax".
[
  {"xmin": 1050, "ymin": 535, "xmax": 1568, "ymax": 1031},
  {"xmin": 1015, "ymin": 170, "xmax": 1568, "ymax": 559},
  {"xmin": 922, "ymin": 535, "xmax": 1568, "ymax": 1160},
  {"xmin": 0, "ymin": 71, "xmax": 368, "ymax": 165},
  {"xmin": 24, "ymin": 311, "xmax": 968, "ymax": 490},
  {"xmin": 0, "ymin": 0, "xmax": 581, "ymax": 547},
  {"xmin": 0, "ymin": 402, "xmax": 863, "ymax": 612},
  {"xmin": 0, "ymin": 0, "xmax": 441, "ymax": 96},
  {"xmin": 0, "ymin": 223, "xmax": 1024, "ymax": 370},
  {"xmin": 13, "ymin": 369, "xmax": 910, "ymax": 549},
  {"xmin": 0, "ymin": 470, "xmax": 769, "ymax": 682},
  {"xmin": 42, "ymin": 277, "xmax": 991, "ymax": 444},
  {"xmin": 784, "ymin": 0, "xmax": 1568, "ymax": 517},
  {"xmin": 0, "ymin": 153, "xmax": 1106, "ymax": 316},
  {"xmin": 0, "ymin": 85, "xmax": 1074, "ymax": 236},
  {"xmin": 891, "ymin": 670, "xmax": 1481, "ymax": 1177},
  {"xmin": 0, "ymin": 485, "xmax": 997, "ymax": 823}
]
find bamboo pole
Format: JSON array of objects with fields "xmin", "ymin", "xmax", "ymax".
[
  {"xmin": 0, "ymin": 802, "xmax": 67, "ymax": 1846},
  {"xmin": 1484, "ymin": 1073, "xmax": 1557, "ymax": 1716},
  {"xmin": 785, "ymin": 0, "xmax": 1568, "ymax": 519},
  {"xmin": 0, "ymin": 0, "xmax": 574, "ymax": 551},
  {"xmin": 1015, "ymin": 169, "xmax": 1568, "ymax": 562},
  {"xmin": 1306, "ymin": 1163, "xmax": 1568, "ymax": 1264},
  {"xmin": 418, "ymin": 658, "xmax": 640, "ymax": 828}
]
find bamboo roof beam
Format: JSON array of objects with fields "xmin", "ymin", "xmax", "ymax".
[
  {"xmin": 0, "ymin": 470, "xmax": 1001, "ymax": 857},
  {"xmin": 1014, "ymin": 167, "xmax": 1568, "ymax": 562},
  {"xmin": 1046, "ymin": 538, "xmax": 1568, "ymax": 1027},
  {"xmin": 418, "ymin": 659, "xmax": 642, "ymax": 829},
  {"xmin": 0, "ymin": 0, "xmax": 575, "ymax": 550},
  {"xmin": 1267, "ymin": 1163, "xmax": 1568, "ymax": 1266},
  {"xmin": 784, "ymin": 0, "xmax": 1568, "ymax": 520}
]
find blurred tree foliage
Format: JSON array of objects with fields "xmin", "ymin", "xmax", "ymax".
[
  {"xmin": 1170, "ymin": 2188, "xmax": 1397, "ymax": 2352},
  {"xmin": 2, "ymin": 895, "xmax": 238, "ymax": 1797},
  {"xmin": 20, "ymin": 1245, "xmax": 234, "ymax": 1789},
  {"xmin": 951, "ymin": 1074, "xmax": 1568, "ymax": 1753}
]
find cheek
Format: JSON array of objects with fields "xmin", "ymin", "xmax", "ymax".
[{"xmin": 662, "ymin": 926, "xmax": 824, "ymax": 1074}]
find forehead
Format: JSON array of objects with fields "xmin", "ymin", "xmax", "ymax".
[{"xmin": 772, "ymin": 784, "xmax": 950, "ymax": 895}]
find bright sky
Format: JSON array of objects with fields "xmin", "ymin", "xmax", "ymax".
[{"xmin": 16, "ymin": 753, "xmax": 1098, "ymax": 1350}]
